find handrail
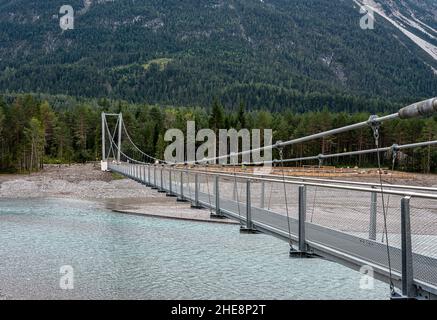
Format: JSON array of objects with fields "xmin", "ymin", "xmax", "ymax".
[
  {"xmin": 171, "ymin": 167, "xmax": 437, "ymax": 193},
  {"xmin": 111, "ymin": 163, "xmax": 437, "ymax": 200}
]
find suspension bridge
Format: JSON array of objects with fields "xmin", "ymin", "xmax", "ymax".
[{"xmin": 101, "ymin": 98, "xmax": 437, "ymax": 300}]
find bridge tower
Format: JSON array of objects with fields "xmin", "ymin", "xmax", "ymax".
[{"xmin": 101, "ymin": 112, "xmax": 123, "ymax": 171}]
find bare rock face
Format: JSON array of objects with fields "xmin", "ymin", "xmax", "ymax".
[{"xmin": 357, "ymin": 0, "xmax": 437, "ymax": 61}]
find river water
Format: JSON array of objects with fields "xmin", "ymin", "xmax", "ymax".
[{"xmin": 0, "ymin": 198, "xmax": 388, "ymax": 300}]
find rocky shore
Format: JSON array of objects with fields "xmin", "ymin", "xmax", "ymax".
[
  {"xmin": 0, "ymin": 163, "xmax": 153, "ymax": 200},
  {"xmin": 0, "ymin": 163, "xmax": 237, "ymax": 224}
]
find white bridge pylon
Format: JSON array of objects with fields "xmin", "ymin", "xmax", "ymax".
[{"xmin": 101, "ymin": 112, "xmax": 123, "ymax": 171}]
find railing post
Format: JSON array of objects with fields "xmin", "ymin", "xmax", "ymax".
[
  {"xmin": 240, "ymin": 179, "xmax": 257, "ymax": 233},
  {"xmin": 401, "ymin": 196, "xmax": 415, "ymax": 298},
  {"xmin": 158, "ymin": 166, "xmax": 166, "ymax": 193},
  {"xmin": 167, "ymin": 167, "xmax": 176, "ymax": 197},
  {"xmin": 247, "ymin": 180, "xmax": 252, "ymax": 229},
  {"xmin": 298, "ymin": 185, "xmax": 306, "ymax": 252},
  {"xmin": 369, "ymin": 187, "xmax": 377, "ymax": 240},
  {"xmin": 260, "ymin": 181, "xmax": 265, "ymax": 209},
  {"xmin": 147, "ymin": 165, "xmax": 151, "ymax": 186},
  {"xmin": 177, "ymin": 171, "xmax": 188, "ymax": 202},
  {"xmin": 191, "ymin": 173, "xmax": 202, "ymax": 209},
  {"xmin": 290, "ymin": 185, "xmax": 311, "ymax": 257},
  {"xmin": 152, "ymin": 166, "xmax": 158, "ymax": 189},
  {"xmin": 211, "ymin": 175, "xmax": 225, "ymax": 219}
]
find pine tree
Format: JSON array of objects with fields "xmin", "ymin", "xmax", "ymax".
[
  {"xmin": 209, "ymin": 99, "xmax": 225, "ymax": 133},
  {"xmin": 155, "ymin": 133, "xmax": 166, "ymax": 159},
  {"xmin": 24, "ymin": 118, "xmax": 45, "ymax": 171},
  {"xmin": 237, "ymin": 101, "xmax": 246, "ymax": 130}
]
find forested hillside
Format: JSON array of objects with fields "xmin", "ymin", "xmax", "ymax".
[
  {"xmin": 0, "ymin": 0, "xmax": 436, "ymax": 111},
  {"xmin": 1, "ymin": 95, "xmax": 436, "ymax": 173}
]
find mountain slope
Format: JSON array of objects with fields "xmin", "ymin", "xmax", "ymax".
[
  {"xmin": 357, "ymin": 0, "xmax": 437, "ymax": 62},
  {"xmin": 0, "ymin": 0, "xmax": 436, "ymax": 111}
]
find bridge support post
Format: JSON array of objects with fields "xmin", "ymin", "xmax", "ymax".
[
  {"xmin": 260, "ymin": 181, "xmax": 265, "ymax": 209},
  {"xmin": 369, "ymin": 188, "xmax": 377, "ymax": 240},
  {"xmin": 117, "ymin": 114, "xmax": 122, "ymax": 163},
  {"xmin": 211, "ymin": 175, "xmax": 225, "ymax": 219},
  {"xmin": 167, "ymin": 167, "xmax": 177, "ymax": 197},
  {"xmin": 290, "ymin": 185, "xmax": 313, "ymax": 258},
  {"xmin": 240, "ymin": 180, "xmax": 259, "ymax": 234},
  {"xmin": 147, "ymin": 165, "xmax": 151, "ymax": 186},
  {"xmin": 152, "ymin": 166, "xmax": 158, "ymax": 190},
  {"xmin": 191, "ymin": 173, "xmax": 203, "ymax": 209},
  {"xmin": 158, "ymin": 166, "xmax": 166, "ymax": 193},
  {"xmin": 392, "ymin": 196, "xmax": 416, "ymax": 299},
  {"xmin": 177, "ymin": 171, "xmax": 188, "ymax": 202}
]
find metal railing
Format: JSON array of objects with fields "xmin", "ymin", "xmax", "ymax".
[{"xmin": 109, "ymin": 162, "xmax": 437, "ymax": 300}]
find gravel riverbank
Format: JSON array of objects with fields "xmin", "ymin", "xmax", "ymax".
[
  {"xmin": 0, "ymin": 163, "xmax": 153, "ymax": 200},
  {"xmin": 0, "ymin": 163, "xmax": 237, "ymax": 224}
]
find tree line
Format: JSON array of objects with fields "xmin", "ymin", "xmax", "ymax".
[{"xmin": 0, "ymin": 95, "xmax": 436, "ymax": 173}]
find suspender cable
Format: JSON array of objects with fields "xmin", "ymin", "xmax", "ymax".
[
  {"xmin": 202, "ymin": 161, "xmax": 214, "ymax": 214},
  {"xmin": 122, "ymin": 120, "xmax": 163, "ymax": 163},
  {"xmin": 278, "ymin": 145, "xmax": 293, "ymax": 246},
  {"xmin": 231, "ymin": 154, "xmax": 243, "ymax": 226},
  {"xmin": 371, "ymin": 119, "xmax": 396, "ymax": 295}
]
